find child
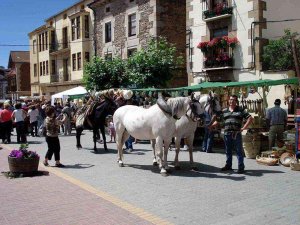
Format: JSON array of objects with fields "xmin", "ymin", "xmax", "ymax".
[{"xmin": 108, "ymin": 117, "xmax": 116, "ymax": 142}]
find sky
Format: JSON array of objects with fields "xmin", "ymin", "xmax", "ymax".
[{"xmin": 0, "ymin": 0, "xmax": 80, "ymax": 68}]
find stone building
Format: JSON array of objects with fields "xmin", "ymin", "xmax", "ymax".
[
  {"xmin": 0, "ymin": 67, "xmax": 8, "ymax": 99},
  {"xmin": 88, "ymin": 0, "xmax": 187, "ymax": 87},
  {"xmin": 28, "ymin": 0, "xmax": 94, "ymax": 97},
  {"xmin": 6, "ymin": 51, "xmax": 31, "ymax": 100},
  {"xmin": 187, "ymin": 0, "xmax": 300, "ymax": 108},
  {"xmin": 187, "ymin": 0, "xmax": 300, "ymax": 83}
]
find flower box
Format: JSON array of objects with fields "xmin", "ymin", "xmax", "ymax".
[
  {"xmin": 8, "ymin": 144, "xmax": 40, "ymax": 173},
  {"xmin": 8, "ymin": 157, "xmax": 39, "ymax": 173}
]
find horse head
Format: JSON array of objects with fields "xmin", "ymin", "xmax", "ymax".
[
  {"xmin": 200, "ymin": 91, "xmax": 222, "ymax": 116},
  {"xmin": 167, "ymin": 97, "xmax": 191, "ymax": 120},
  {"xmin": 187, "ymin": 93, "xmax": 205, "ymax": 121}
]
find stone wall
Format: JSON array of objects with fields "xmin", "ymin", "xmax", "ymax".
[{"xmin": 91, "ymin": 0, "xmax": 187, "ymax": 87}]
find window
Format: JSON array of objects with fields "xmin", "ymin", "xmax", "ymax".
[
  {"xmin": 46, "ymin": 61, "xmax": 49, "ymax": 74},
  {"xmin": 85, "ymin": 52, "xmax": 90, "ymax": 62},
  {"xmin": 84, "ymin": 15, "xmax": 89, "ymax": 38},
  {"xmin": 105, "ymin": 53, "xmax": 112, "ymax": 61},
  {"xmin": 40, "ymin": 62, "xmax": 42, "ymax": 76},
  {"xmin": 128, "ymin": 13, "xmax": 136, "ymax": 37},
  {"xmin": 43, "ymin": 61, "xmax": 46, "ymax": 75},
  {"xmin": 76, "ymin": 16, "xmax": 81, "ymax": 39},
  {"xmin": 63, "ymin": 14, "xmax": 67, "ymax": 19},
  {"xmin": 77, "ymin": 52, "xmax": 82, "ymax": 70},
  {"xmin": 212, "ymin": 27, "xmax": 228, "ymax": 38},
  {"xmin": 71, "ymin": 18, "xmax": 76, "ymax": 40},
  {"xmin": 45, "ymin": 32, "xmax": 48, "ymax": 50},
  {"xmin": 106, "ymin": 7, "xmax": 110, "ymax": 13},
  {"xmin": 129, "ymin": 0, "xmax": 134, "ymax": 2},
  {"xmin": 72, "ymin": 54, "xmax": 76, "ymax": 71},
  {"xmin": 127, "ymin": 48, "xmax": 137, "ymax": 57},
  {"xmin": 42, "ymin": 33, "xmax": 45, "ymax": 51},
  {"xmin": 34, "ymin": 64, "xmax": 37, "ymax": 77},
  {"xmin": 51, "ymin": 60, "xmax": 56, "ymax": 74},
  {"xmin": 38, "ymin": 35, "xmax": 42, "ymax": 52},
  {"xmin": 105, "ymin": 22, "xmax": 112, "ymax": 43},
  {"xmin": 33, "ymin": 40, "xmax": 36, "ymax": 54}
]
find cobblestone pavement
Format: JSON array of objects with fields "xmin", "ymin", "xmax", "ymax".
[{"xmin": 1, "ymin": 130, "xmax": 300, "ymax": 225}]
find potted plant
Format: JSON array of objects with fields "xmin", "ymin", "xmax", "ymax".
[{"xmin": 8, "ymin": 144, "xmax": 40, "ymax": 173}]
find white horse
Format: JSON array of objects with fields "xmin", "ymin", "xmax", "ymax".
[
  {"xmin": 166, "ymin": 92, "xmax": 222, "ymax": 170},
  {"xmin": 113, "ymin": 97, "xmax": 191, "ymax": 175}
]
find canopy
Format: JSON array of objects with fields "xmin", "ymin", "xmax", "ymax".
[
  {"xmin": 132, "ymin": 78, "xmax": 299, "ymax": 92},
  {"xmin": 51, "ymin": 86, "xmax": 87, "ymax": 105}
]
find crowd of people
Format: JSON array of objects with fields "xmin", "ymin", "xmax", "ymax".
[{"xmin": 0, "ymin": 92, "xmax": 294, "ymax": 172}]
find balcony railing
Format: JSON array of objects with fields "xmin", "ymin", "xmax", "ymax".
[
  {"xmin": 50, "ymin": 74, "xmax": 59, "ymax": 82},
  {"xmin": 202, "ymin": 0, "xmax": 233, "ymax": 22},
  {"xmin": 50, "ymin": 40, "xmax": 70, "ymax": 53},
  {"xmin": 203, "ymin": 53, "xmax": 234, "ymax": 70}
]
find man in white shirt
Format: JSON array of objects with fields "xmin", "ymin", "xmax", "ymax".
[{"xmin": 28, "ymin": 105, "xmax": 39, "ymax": 137}]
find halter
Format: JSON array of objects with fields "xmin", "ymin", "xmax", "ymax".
[{"xmin": 186, "ymin": 100, "xmax": 204, "ymax": 122}]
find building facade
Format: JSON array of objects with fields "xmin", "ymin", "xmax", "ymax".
[
  {"xmin": 6, "ymin": 51, "xmax": 31, "ymax": 100},
  {"xmin": 0, "ymin": 67, "xmax": 8, "ymax": 100},
  {"xmin": 88, "ymin": 0, "xmax": 187, "ymax": 87},
  {"xmin": 28, "ymin": 0, "xmax": 94, "ymax": 97},
  {"xmin": 187, "ymin": 0, "xmax": 299, "ymax": 84}
]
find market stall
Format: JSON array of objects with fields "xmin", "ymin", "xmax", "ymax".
[
  {"xmin": 51, "ymin": 86, "xmax": 87, "ymax": 105},
  {"xmin": 132, "ymin": 77, "xmax": 299, "ymax": 157}
]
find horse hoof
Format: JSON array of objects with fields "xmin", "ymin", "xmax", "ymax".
[
  {"xmin": 119, "ymin": 163, "xmax": 124, "ymax": 167},
  {"xmin": 160, "ymin": 172, "xmax": 169, "ymax": 177},
  {"xmin": 175, "ymin": 165, "xmax": 181, "ymax": 170},
  {"xmin": 153, "ymin": 162, "xmax": 158, "ymax": 166},
  {"xmin": 191, "ymin": 167, "xmax": 199, "ymax": 171},
  {"xmin": 76, "ymin": 145, "xmax": 82, "ymax": 149}
]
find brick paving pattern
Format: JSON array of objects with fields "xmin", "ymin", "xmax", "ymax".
[
  {"xmin": 0, "ymin": 146, "xmax": 160, "ymax": 225},
  {"xmin": 1, "ymin": 131, "xmax": 300, "ymax": 225}
]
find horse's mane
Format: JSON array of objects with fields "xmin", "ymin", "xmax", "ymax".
[{"xmin": 167, "ymin": 97, "xmax": 188, "ymax": 117}]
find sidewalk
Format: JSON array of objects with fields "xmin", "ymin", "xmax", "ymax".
[{"xmin": 0, "ymin": 144, "xmax": 171, "ymax": 225}]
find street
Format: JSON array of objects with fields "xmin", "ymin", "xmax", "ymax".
[{"xmin": 1, "ymin": 130, "xmax": 300, "ymax": 225}]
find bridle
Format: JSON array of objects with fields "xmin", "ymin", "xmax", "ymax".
[{"xmin": 185, "ymin": 93, "xmax": 205, "ymax": 122}]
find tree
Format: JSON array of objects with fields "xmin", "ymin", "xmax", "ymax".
[
  {"xmin": 262, "ymin": 29, "xmax": 300, "ymax": 71},
  {"xmin": 83, "ymin": 56, "xmax": 128, "ymax": 91},
  {"xmin": 126, "ymin": 37, "xmax": 183, "ymax": 88}
]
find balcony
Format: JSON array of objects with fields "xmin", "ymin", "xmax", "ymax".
[
  {"xmin": 197, "ymin": 36, "xmax": 238, "ymax": 71},
  {"xmin": 49, "ymin": 41, "xmax": 70, "ymax": 55},
  {"xmin": 203, "ymin": 53, "xmax": 234, "ymax": 71},
  {"xmin": 202, "ymin": 1, "xmax": 233, "ymax": 22},
  {"xmin": 50, "ymin": 74, "xmax": 59, "ymax": 83}
]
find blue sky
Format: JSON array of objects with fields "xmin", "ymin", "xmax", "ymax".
[{"xmin": 0, "ymin": 0, "xmax": 79, "ymax": 68}]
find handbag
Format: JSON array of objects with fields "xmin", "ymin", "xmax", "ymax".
[{"xmin": 38, "ymin": 121, "xmax": 47, "ymax": 137}]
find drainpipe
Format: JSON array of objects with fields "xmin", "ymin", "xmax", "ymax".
[
  {"xmin": 87, "ymin": 2, "xmax": 97, "ymax": 56},
  {"xmin": 186, "ymin": 29, "xmax": 192, "ymax": 73}
]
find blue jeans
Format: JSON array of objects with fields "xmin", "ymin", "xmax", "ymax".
[
  {"xmin": 224, "ymin": 132, "xmax": 244, "ymax": 170},
  {"xmin": 125, "ymin": 136, "xmax": 134, "ymax": 149},
  {"xmin": 202, "ymin": 125, "xmax": 214, "ymax": 152}
]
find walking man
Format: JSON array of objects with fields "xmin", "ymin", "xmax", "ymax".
[
  {"xmin": 210, "ymin": 95, "xmax": 253, "ymax": 174},
  {"xmin": 266, "ymin": 99, "xmax": 287, "ymax": 149}
]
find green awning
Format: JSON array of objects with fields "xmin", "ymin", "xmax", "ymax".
[{"xmin": 132, "ymin": 78, "xmax": 299, "ymax": 92}]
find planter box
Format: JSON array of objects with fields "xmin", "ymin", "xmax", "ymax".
[{"xmin": 8, "ymin": 157, "xmax": 39, "ymax": 173}]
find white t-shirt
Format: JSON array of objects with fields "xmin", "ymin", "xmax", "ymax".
[
  {"xmin": 13, "ymin": 109, "xmax": 25, "ymax": 122},
  {"xmin": 28, "ymin": 109, "xmax": 39, "ymax": 123}
]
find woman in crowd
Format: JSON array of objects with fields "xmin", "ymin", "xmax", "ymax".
[
  {"xmin": 0, "ymin": 103, "xmax": 13, "ymax": 143},
  {"xmin": 11, "ymin": 103, "xmax": 27, "ymax": 143},
  {"xmin": 43, "ymin": 106, "xmax": 65, "ymax": 167}
]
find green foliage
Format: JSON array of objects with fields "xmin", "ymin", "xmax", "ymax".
[
  {"xmin": 83, "ymin": 56, "xmax": 128, "ymax": 91},
  {"xmin": 126, "ymin": 37, "xmax": 183, "ymax": 88},
  {"xmin": 262, "ymin": 29, "xmax": 300, "ymax": 71},
  {"xmin": 83, "ymin": 37, "xmax": 183, "ymax": 90}
]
